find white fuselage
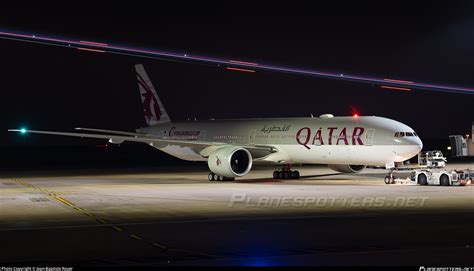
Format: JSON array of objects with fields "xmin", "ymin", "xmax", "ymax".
[{"xmin": 137, "ymin": 116, "xmax": 423, "ymax": 166}]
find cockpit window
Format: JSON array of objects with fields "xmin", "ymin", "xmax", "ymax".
[
  {"xmin": 395, "ymin": 132, "xmax": 418, "ymax": 137},
  {"xmin": 395, "ymin": 131, "xmax": 418, "ymax": 138}
]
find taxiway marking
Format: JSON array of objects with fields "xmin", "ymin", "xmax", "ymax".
[{"xmin": 12, "ymin": 178, "xmax": 171, "ymax": 252}]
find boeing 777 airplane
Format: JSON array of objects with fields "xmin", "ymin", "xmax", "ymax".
[{"xmin": 9, "ymin": 64, "xmax": 423, "ymax": 181}]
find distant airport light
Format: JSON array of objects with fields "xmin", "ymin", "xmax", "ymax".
[
  {"xmin": 381, "ymin": 85, "xmax": 412, "ymax": 92},
  {"xmin": 229, "ymin": 60, "xmax": 259, "ymax": 66},
  {"xmin": 77, "ymin": 47, "xmax": 106, "ymax": 53},
  {"xmin": 96, "ymin": 144, "xmax": 109, "ymax": 148},
  {"xmin": 383, "ymin": 78, "xmax": 414, "ymax": 84},
  {"xmin": 79, "ymin": 40, "xmax": 108, "ymax": 47},
  {"xmin": 225, "ymin": 67, "xmax": 256, "ymax": 73},
  {"xmin": 447, "ymin": 146, "xmax": 452, "ymax": 150}
]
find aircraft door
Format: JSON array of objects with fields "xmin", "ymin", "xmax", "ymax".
[
  {"xmin": 365, "ymin": 129, "xmax": 375, "ymax": 146},
  {"xmin": 249, "ymin": 130, "xmax": 256, "ymax": 145}
]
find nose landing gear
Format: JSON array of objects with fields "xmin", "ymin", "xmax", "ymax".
[{"xmin": 273, "ymin": 165, "xmax": 300, "ymax": 180}]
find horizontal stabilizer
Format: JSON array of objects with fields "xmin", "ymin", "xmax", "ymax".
[{"xmin": 75, "ymin": 128, "xmax": 146, "ymax": 137}]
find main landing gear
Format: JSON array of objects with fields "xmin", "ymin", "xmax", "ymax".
[
  {"xmin": 273, "ymin": 165, "xmax": 300, "ymax": 180},
  {"xmin": 208, "ymin": 172, "xmax": 235, "ymax": 182},
  {"xmin": 384, "ymin": 168, "xmax": 396, "ymax": 184}
]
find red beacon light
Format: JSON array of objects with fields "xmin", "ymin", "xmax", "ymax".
[{"xmin": 353, "ymin": 114, "xmax": 359, "ymax": 118}]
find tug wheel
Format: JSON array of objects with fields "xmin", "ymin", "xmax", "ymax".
[
  {"xmin": 440, "ymin": 174, "xmax": 450, "ymax": 186},
  {"xmin": 418, "ymin": 174, "xmax": 428, "ymax": 186}
]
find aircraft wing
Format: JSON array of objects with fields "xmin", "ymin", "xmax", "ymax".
[{"xmin": 8, "ymin": 129, "xmax": 277, "ymax": 158}]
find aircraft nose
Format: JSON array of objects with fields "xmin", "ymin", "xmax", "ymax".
[
  {"xmin": 414, "ymin": 137, "xmax": 423, "ymax": 153},
  {"xmin": 393, "ymin": 134, "xmax": 423, "ymax": 160},
  {"xmin": 405, "ymin": 136, "xmax": 423, "ymax": 156}
]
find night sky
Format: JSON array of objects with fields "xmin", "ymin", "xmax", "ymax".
[{"xmin": 1, "ymin": 4, "xmax": 473, "ymax": 148}]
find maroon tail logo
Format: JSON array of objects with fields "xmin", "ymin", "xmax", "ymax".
[{"xmin": 136, "ymin": 72, "xmax": 161, "ymax": 123}]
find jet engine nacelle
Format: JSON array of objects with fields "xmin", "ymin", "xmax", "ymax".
[
  {"xmin": 208, "ymin": 146, "xmax": 253, "ymax": 178},
  {"xmin": 108, "ymin": 138, "xmax": 124, "ymax": 144},
  {"xmin": 328, "ymin": 164, "xmax": 366, "ymax": 173}
]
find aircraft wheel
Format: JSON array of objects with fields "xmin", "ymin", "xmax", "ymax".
[
  {"xmin": 290, "ymin": 171, "xmax": 300, "ymax": 179},
  {"xmin": 418, "ymin": 174, "xmax": 428, "ymax": 185},
  {"xmin": 384, "ymin": 176, "xmax": 391, "ymax": 184},
  {"xmin": 208, "ymin": 173, "xmax": 215, "ymax": 182},
  {"xmin": 278, "ymin": 171, "xmax": 285, "ymax": 179},
  {"xmin": 440, "ymin": 174, "xmax": 450, "ymax": 186},
  {"xmin": 295, "ymin": 170, "xmax": 300, "ymax": 179},
  {"xmin": 273, "ymin": 171, "xmax": 280, "ymax": 179},
  {"xmin": 283, "ymin": 171, "xmax": 290, "ymax": 179},
  {"xmin": 213, "ymin": 174, "xmax": 221, "ymax": 182},
  {"xmin": 289, "ymin": 171, "xmax": 295, "ymax": 179}
]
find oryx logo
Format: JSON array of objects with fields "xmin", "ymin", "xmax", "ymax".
[
  {"xmin": 216, "ymin": 156, "xmax": 222, "ymax": 167},
  {"xmin": 136, "ymin": 72, "xmax": 161, "ymax": 124}
]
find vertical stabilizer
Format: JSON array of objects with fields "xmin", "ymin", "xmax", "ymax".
[{"xmin": 135, "ymin": 64, "xmax": 171, "ymax": 126}]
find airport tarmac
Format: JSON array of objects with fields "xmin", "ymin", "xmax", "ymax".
[{"xmin": 1, "ymin": 164, "xmax": 473, "ymax": 266}]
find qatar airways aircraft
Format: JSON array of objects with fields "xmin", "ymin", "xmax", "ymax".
[{"xmin": 9, "ymin": 64, "xmax": 423, "ymax": 181}]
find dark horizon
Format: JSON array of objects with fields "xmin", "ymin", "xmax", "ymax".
[{"xmin": 1, "ymin": 4, "xmax": 473, "ymax": 149}]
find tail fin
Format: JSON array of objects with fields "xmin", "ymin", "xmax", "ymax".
[{"xmin": 135, "ymin": 64, "xmax": 171, "ymax": 126}]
